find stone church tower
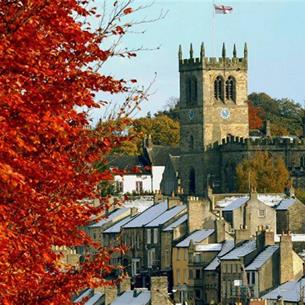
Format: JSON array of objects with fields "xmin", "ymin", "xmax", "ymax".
[{"xmin": 178, "ymin": 43, "xmax": 249, "ymax": 196}]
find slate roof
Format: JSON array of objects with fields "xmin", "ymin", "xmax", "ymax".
[
  {"xmin": 204, "ymin": 240, "xmax": 235, "ymax": 271},
  {"xmin": 123, "ymin": 201, "xmax": 168, "ymax": 228},
  {"xmin": 222, "ymin": 197, "xmax": 249, "ymax": 212},
  {"xmin": 176, "ymin": 229, "xmax": 215, "ymax": 248},
  {"xmin": 276, "ymin": 198, "xmax": 296, "ymax": 210},
  {"xmin": 110, "ymin": 290, "xmax": 151, "ymax": 305},
  {"xmin": 145, "ymin": 205, "xmax": 186, "ymax": 227},
  {"xmin": 108, "ymin": 155, "xmax": 147, "ymax": 171},
  {"xmin": 245, "ymin": 245, "xmax": 279, "ymax": 271},
  {"xmin": 169, "ymin": 155, "xmax": 180, "ymax": 172},
  {"xmin": 221, "ymin": 240, "xmax": 256, "ymax": 260},
  {"xmin": 103, "ymin": 216, "xmax": 134, "ymax": 234},
  {"xmin": 89, "ymin": 208, "xmax": 130, "ymax": 228},
  {"xmin": 262, "ymin": 278, "xmax": 305, "ymax": 302},
  {"xmin": 163, "ymin": 214, "xmax": 188, "ymax": 232},
  {"xmin": 84, "ymin": 292, "xmax": 104, "ymax": 305},
  {"xmin": 195, "ymin": 243, "xmax": 223, "ymax": 252},
  {"xmin": 146, "ymin": 145, "xmax": 180, "ymax": 166}
]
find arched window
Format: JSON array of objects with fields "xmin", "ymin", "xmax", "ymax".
[
  {"xmin": 186, "ymin": 77, "xmax": 198, "ymax": 105},
  {"xmin": 189, "ymin": 167, "xmax": 196, "ymax": 195},
  {"xmin": 301, "ymin": 156, "xmax": 305, "ymax": 168},
  {"xmin": 226, "ymin": 76, "xmax": 236, "ymax": 101},
  {"xmin": 214, "ymin": 76, "xmax": 224, "ymax": 101},
  {"xmin": 189, "ymin": 135, "xmax": 194, "ymax": 150}
]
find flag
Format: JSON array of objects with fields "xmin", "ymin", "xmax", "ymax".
[{"xmin": 214, "ymin": 4, "xmax": 233, "ymax": 14}]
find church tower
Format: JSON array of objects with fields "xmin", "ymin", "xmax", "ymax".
[{"xmin": 178, "ymin": 43, "xmax": 249, "ymax": 195}]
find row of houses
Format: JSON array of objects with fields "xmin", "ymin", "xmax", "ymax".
[{"xmin": 76, "ymin": 189, "xmax": 305, "ymax": 305}]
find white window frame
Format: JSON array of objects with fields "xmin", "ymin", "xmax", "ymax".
[
  {"xmin": 147, "ymin": 228, "xmax": 151, "ymax": 244},
  {"xmin": 153, "ymin": 228, "xmax": 158, "ymax": 244}
]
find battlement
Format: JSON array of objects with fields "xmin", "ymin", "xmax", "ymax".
[
  {"xmin": 206, "ymin": 134, "xmax": 305, "ymax": 151},
  {"xmin": 179, "ymin": 42, "xmax": 248, "ymax": 71}
]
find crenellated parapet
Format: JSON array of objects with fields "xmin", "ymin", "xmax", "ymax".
[{"xmin": 179, "ymin": 42, "xmax": 248, "ymax": 72}]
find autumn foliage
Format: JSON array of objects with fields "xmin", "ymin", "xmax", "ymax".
[
  {"xmin": 236, "ymin": 151, "xmax": 289, "ymax": 193},
  {"xmin": 0, "ymin": 0, "xmax": 138, "ymax": 304},
  {"xmin": 248, "ymin": 100, "xmax": 264, "ymax": 130}
]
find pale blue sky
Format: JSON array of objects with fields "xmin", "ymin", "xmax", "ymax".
[{"xmin": 91, "ymin": 0, "xmax": 305, "ymax": 124}]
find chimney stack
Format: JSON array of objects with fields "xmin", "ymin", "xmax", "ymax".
[
  {"xmin": 279, "ymin": 232, "xmax": 294, "ymax": 284},
  {"xmin": 151, "ymin": 276, "xmax": 169, "ymax": 305}
]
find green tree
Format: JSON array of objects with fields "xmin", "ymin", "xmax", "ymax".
[{"xmin": 236, "ymin": 152, "xmax": 289, "ymax": 192}]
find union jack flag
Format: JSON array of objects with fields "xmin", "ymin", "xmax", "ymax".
[{"xmin": 214, "ymin": 4, "xmax": 233, "ymax": 14}]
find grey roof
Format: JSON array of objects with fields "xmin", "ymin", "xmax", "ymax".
[
  {"xmin": 262, "ymin": 278, "xmax": 305, "ymax": 302},
  {"xmin": 245, "ymin": 245, "xmax": 279, "ymax": 271},
  {"xmin": 176, "ymin": 229, "xmax": 215, "ymax": 248},
  {"xmin": 123, "ymin": 201, "xmax": 168, "ymax": 228},
  {"xmin": 222, "ymin": 197, "xmax": 249, "ymax": 211},
  {"xmin": 276, "ymin": 198, "xmax": 296, "ymax": 210},
  {"xmin": 163, "ymin": 214, "xmax": 188, "ymax": 232},
  {"xmin": 146, "ymin": 145, "xmax": 180, "ymax": 166},
  {"xmin": 145, "ymin": 205, "xmax": 186, "ymax": 227},
  {"xmin": 107, "ymin": 155, "xmax": 148, "ymax": 172},
  {"xmin": 110, "ymin": 290, "xmax": 151, "ymax": 305},
  {"xmin": 84, "ymin": 292, "xmax": 104, "ymax": 305},
  {"xmin": 104, "ymin": 216, "xmax": 134, "ymax": 234},
  {"xmin": 221, "ymin": 240, "xmax": 256, "ymax": 260},
  {"xmin": 195, "ymin": 243, "xmax": 223, "ymax": 252},
  {"xmin": 204, "ymin": 240, "xmax": 235, "ymax": 271},
  {"xmin": 169, "ymin": 155, "xmax": 180, "ymax": 172},
  {"xmin": 89, "ymin": 208, "xmax": 130, "ymax": 228}
]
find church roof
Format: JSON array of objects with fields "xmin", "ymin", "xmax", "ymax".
[{"xmin": 145, "ymin": 145, "xmax": 180, "ymax": 166}]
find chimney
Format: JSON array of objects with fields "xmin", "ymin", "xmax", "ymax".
[
  {"xmin": 279, "ymin": 232, "xmax": 294, "ymax": 284},
  {"xmin": 118, "ymin": 274, "xmax": 131, "ymax": 294},
  {"xmin": 130, "ymin": 207, "xmax": 138, "ymax": 217},
  {"xmin": 215, "ymin": 216, "xmax": 226, "ymax": 243},
  {"xmin": 256, "ymin": 227, "xmax": 274, "ymax": 252},
  {"xmin": 154, "ymin": 190, "xmax": 163, "ymax": 204},
  {"xmin": 235, "ymin": 226, "xmax": 251, "ymax": 245},
  {"xmin": 187, "ymin": 197, "xmax": 209, "ymax": 232},
  {"xmin": 167, "ymin": 192, "xmax": 182, "ymax": 209},
  {"xmin": 151, "ymin": 276, "xmax": 169, "ymax": 305}
]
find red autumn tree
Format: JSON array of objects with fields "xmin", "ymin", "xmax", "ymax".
[
  {"xmin": 248, "ymin": 100, "xmax": 264, "ymax": 130},
  {"xmin": 0, "ymin": 0, "xmax": 145, "ymax": 304}
]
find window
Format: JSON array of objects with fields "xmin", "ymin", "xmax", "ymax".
[
  {"xmin": 189, "ymin": 269, "xmax": 193, "ymax": 279},
  {"xmin": 93, "ymin": 232, "xmax": 96, "ymax": 240},
  {"xmin": 189, "ymin": 167, "xmax": 196, "ymax": 195},
  {"xmin": 214, "ymin": 76, "xmax": 224, "ymax": 101},
  {"xmin": 195, "ymin": 269, "xmax": 201, "ymax": 280},
  {"xmin": 136, "ymin": 181, "xmax": 143, "ymax": 194},
  {"xmin": 184, "ymin": 269, "xmax": 188, "ymax": 282},
  {"xmin": 301, "ymin": 156, "xmax": 305, "ymax": 167},
  {"xmin": 186, "ymin": 77, "xmax": 198, "ymax": 105},
  {"xmin": 177, "ymin": 269, "xmax": 181, "ymax": 284},
  {"xmin": 194, "ymin": 253, "xmax": 200, "ymax": 263},
  {"xmin": 258, "ymin": 209, "xmax": 266, "ymax": 218},
  {"xmin": 153, "ymin": 228, "xmax": 158, "ymax": 244},
  {"xmin": 252, "ymin": 272, "xmax": 255, "ymax": 284},
  {"xmin": 115, "ymin": 181, "xmax": 123, "ymax": 193},
  {"xmin": 195, "ymin": 289, "xmax": 202, "ymax": 300},
  {"xmin": 225, "ymin": 76, "xmax": 236, "ymax": 101},
  {"xmin": 131, "ymin": 258, "xmax": 140, "ymax": 276},
  {"xmin": 189, "ymin": 135, "xmax": 194, "ymax": 150},
  {"xmin": 136, "ymin": 233, "xmax": 140, "ymax": 249},
  {"xmin": 147, "ymin": 229, "xmax": 151, "ymax": 244},
  {"xmin": 184, "ymin": 249, "xmax": 188, "ymax": 261},
  {"xmin": 147, "ymin": 248, "xmax": 155, "ymax": 268}
]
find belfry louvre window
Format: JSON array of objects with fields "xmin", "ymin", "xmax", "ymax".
[
  {"xmin": 186, "ymin": 77, "xmax": 198, "ymax": 104},
  {"xmin": 214, "ymin": 76, "xmax": 224, "ymax": 101},
  {"xmin": 226, "ymin": 76, "xmax": 236, "ymax": 101}
]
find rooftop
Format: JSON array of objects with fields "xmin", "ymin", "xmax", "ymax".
[
  {"xmin": 84, "ymin": 292, "xmax": 104, "ymax": 305},
  {"xmin": 89, "ymin": 207, "xmax": 130, "ymax": 228},
  {"xmin": 163, "ymin": 214, "xmax": 188, "ymax": 232},
  {"xmin": 222, "ymin": 197, "xmax": 249, "ymax": 211},
  {"xmin": 176, "ymin": 229, "xmax": 215, "ymax": 248},
  {"xmin": 245, "ymin": 245, "xmax": 279, "ymax": 271},
  {"xmin": 276, "ymin": 198, "xmax": 296, "ymax": 210},
  {"xmin": 123, "ymin": 201, "xmax": 168, "ymax": 228},
  {"xmin": 145, "ymin": 205, "xmax": 186, "ymax": 227},
  {"xmin": 204, "ymin": 240, "xmax": 235, "ymax": 271},
  {"xmin": 262, "ymin": 278, "xmax": 305, "ymax": 302},
  {"xmin": 221, "ymin": 240, "xmax": 256, "ymax": 260},
  {"xmin": 195, "ymin": 243, "xmax": 223, "ymax": 252},
  {"xmin": 110, "ymin": 290, "xmax": 151, "ymax": 305},
  {"xmin": 104, "ymin": 216, "xmax": 134, "ymax": 234}
]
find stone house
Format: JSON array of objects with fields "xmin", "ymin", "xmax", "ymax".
[{"xmin": 275, "ymin": 197, "xmax": 305, "ymax": 234}]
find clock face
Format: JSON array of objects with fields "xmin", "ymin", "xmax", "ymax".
[
  {"xmin": 220, "ymin": 108, "xmax": 230, "ymax": 120},
  {"xmin": 188, "ymin": 110, "xmax": 195, "ymax": 120}
]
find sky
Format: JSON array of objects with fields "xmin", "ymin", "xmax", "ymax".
[{"xmin": 90, "ymin": 0, "xmax": 305, "ymax": 125}]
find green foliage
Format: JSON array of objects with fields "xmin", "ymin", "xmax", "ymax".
[
  {"xmin": 249, "ymin": 92, "xmax": 304, "ymax": 136},
  {"xmin": 236, "ymin": 151, "xmax": 289, "ymax": 193}
]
